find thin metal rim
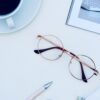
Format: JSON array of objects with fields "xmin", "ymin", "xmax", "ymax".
[
  {"xmin": 37, "ymin": 34, "xmax": 64, "ymax": 61},
  {"xmin": 68, "ymin": 55, "xmax": 96, "ymax": 80}
]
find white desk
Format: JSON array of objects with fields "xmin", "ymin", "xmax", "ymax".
[{"xmin": 0, "ymin": 0, "xmax": 100, "ymax": 100}]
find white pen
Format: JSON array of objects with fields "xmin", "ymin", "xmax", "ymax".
[{"xmin": 26, "ymin": 81, "xmax": 53, "ymax": 100}]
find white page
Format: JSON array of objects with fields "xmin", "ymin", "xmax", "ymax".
[{"xmin": 86, "ymin": 88, "xmax": 100, "ymax": 100}]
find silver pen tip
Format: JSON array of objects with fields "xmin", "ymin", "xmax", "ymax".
[{"xmin": 44, "ymin": 81, "xmax": 53, "ymax": 90}]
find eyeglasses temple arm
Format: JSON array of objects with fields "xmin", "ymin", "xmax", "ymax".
[
  {"xmin": 34, "ymin": 47, "xmax": 61, "ymax": 54},
  {"xmin": 79, "ymin": 62, "xmax": 88, "ymax": 83}
]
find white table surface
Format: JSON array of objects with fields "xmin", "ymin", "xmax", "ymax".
[{"xmin": 0, "ymin": 0, "xmax": 100, "ymax": 100}]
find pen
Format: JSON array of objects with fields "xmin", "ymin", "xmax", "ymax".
[{"xmin": 26, "ymin": 81, "xmax": 53, "ymax": 100}]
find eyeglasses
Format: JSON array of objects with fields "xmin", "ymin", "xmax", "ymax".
[{"xmin": 34, "ymin": 34, "xmax": 99, "ymax": 83}]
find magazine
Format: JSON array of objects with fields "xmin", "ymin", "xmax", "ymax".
[{"xmin": 66, "ymin": 0, "xmax": 100, "ymax": 34}]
